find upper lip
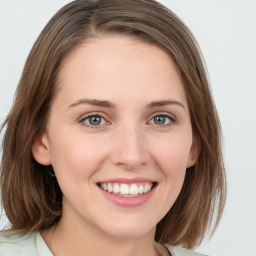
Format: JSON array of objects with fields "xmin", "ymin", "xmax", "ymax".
[{"xmin": 97, "ymin": 177, "xmax": 156, "ymax": 184}]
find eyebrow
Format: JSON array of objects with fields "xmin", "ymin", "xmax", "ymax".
[
  {"xmin": 69, "ymin": 99, "xmax": 115, "ymax": 108},
  {"xmin": 146, "ymin": 100, "xmax": 185, "ymax": 109},
  {"xmin": 68, "ymin": 98, "xmax": 185, "ymax": 110}
]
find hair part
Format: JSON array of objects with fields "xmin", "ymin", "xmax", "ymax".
[{"xmin": 1, "ymin": 0, "xmax": 226, "ymax": 249}]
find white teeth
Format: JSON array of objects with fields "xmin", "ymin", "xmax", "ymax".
[
  {"xmin": 146, "ymin": 184, "xmax": 153, "ymax": 192},
  {"xmin": 138, "ymin": 185, "xmax": 144, "ymax": 194},
  {"xmin": 107, "ymin": 183, "xmax": 113, "ymax": 193},
  {"xmin": 120, "ymin": 184, "xmax": 129, "ymax": 194},
  {"xmin": 113, "ymin": 183, "xmax": 120, "ymax": 193},
  {"xmin": 130, "ymin": 184, "xmax": 139, "ymax": 195},
  {"xmin": 99, "ymin": 182, "xmax": 154, "ymax": 196}
]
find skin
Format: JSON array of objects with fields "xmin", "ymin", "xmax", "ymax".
[{"xmin": 33, "ymin": 36, "xmax": 199, "ymax": 256}]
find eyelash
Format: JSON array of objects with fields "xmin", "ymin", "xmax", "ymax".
[
  {"xmin": 148, "ymin": 114, "xmax": 176, "ymax": 127},
  {"xmin": 79, "ymin": 113, "xmax": 108, "ymax": 129},
  {"xmin": 79, "ymin": 113, "xmax": 176, "ymax": 129}
]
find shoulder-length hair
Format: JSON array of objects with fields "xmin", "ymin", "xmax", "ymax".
[{"xmin": 0, "ymin": 0, "xmax": 226, "ymax": 249}]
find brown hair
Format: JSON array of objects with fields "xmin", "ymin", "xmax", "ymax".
[{"xmin": 0, "ymin": 0, "xmax": 226, "ymax": 249}]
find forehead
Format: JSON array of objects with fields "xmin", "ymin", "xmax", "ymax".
[{"xmin": 56, "ymin": 36, "xmax": 187, "ymax": 108}]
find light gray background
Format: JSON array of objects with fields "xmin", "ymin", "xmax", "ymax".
[{"xmin": 0, "ymin": 1, "xmax": 256, "ymax": 255}]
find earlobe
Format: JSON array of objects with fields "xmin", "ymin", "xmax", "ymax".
[
  {"xmin": 32, "ymin": 133, "xmax": 52, "ymax": 166},
  {"xmin": 186, "ymin": 136, "xmax": 201, "ymax": 168}
]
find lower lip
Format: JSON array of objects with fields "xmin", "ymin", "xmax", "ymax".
[{"xmin": 98, "ymin": 185, "xmax": 156, "ymax": 207}]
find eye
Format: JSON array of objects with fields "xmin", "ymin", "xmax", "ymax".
[
  {"xmin": 80, "ymin": 114, "xmax": 107, "ymax": 127},
  {"xmin": 149, "ymin": 114, "xmax": 175, "ymax": 126}
]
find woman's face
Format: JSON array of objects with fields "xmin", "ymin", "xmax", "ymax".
[{"xmin": 33, "ymin": 36, "xmax": 198, "ymax": 239}]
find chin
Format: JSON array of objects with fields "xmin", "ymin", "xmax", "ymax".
[{"xmin": 96, "ymin": 215, "xmax": 157, "ymax": 239}]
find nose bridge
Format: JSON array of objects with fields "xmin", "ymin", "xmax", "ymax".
[{"xmin": 111, "ymin": 121, "xmax": 149, "ymax": 169}]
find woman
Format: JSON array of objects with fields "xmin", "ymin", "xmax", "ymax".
[{"xmin": 0, "ymin": 0, "xmax": 226, "ymax": 255}]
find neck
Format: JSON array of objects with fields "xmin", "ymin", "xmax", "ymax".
[{"xmin": 41, "ymin": 213, "xmax": 159, "ymax": 256}]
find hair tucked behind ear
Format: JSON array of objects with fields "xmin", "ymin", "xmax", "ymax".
[{"xmin": 0, "ymin": 0, "xmax": 226, "ymax": 249}]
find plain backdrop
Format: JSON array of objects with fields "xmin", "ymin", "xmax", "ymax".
[{"xmin": 0, "ymin": 1, "xmax": 256, "ymax": 255}]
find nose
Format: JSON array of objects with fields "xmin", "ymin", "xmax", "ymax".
[{"xmin": 110, "ymin": 124, "xmax": 150, "ymax": 170}]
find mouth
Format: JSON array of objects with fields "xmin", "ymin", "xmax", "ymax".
[{"xmin": 97, "ymin": 182, "xmax": 157, "ymax": 197}]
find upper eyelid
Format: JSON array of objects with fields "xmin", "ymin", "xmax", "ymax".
[
  {"xmin": 147, "ymin": 111, "xmax": 176, "ymax": 121},
  {"xmin": 78, "ymin": 114, "xmax": 110, "ymax": 129},
  {"xmin": 79, "ymin": 112, "xmax": 108, "ymax": 121},
  {"xmin": 148, "ymin": 114, "xmax": 176, "ymax": 125}
]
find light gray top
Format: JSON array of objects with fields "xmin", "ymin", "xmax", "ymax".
[{"xmin": 0, "ymin": 231, "xmax": 207, "ymax": 256}]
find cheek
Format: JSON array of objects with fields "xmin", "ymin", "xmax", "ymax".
[
  {"xmin": 49, "ymin": 131, "xmax": 108, "ymax": 183},
  {"xmin": 152, "ymin": 136, "xmax": 192, "ymax": 175},
  {"xmin": 48, "ymin": 134, "xmax": 110, "ymax": 208}
]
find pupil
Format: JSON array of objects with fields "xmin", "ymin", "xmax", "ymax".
[
  {"xmin": 89, "ymin": 116, "xmax": 101, "ymax": 125},
  {"xmin": 154, "ymin": 116, "xmax": 165, "ymax": 125}
]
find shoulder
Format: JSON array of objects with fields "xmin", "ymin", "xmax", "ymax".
[
  {"xmin": 0, "ymin": 231, "xmax": 38, "ymax": 256},
  {"xmin": 166, "ymin": 245, "xmax": 208, "ymax": 256}
]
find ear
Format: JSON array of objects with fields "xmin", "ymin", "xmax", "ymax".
[
  {"xmin": 186, "ymin": 136, "xmax": 201, "ymax": 168},
  {"xmin": 32, "ymin": 133, "xmax": 52, "ymax": 166}
]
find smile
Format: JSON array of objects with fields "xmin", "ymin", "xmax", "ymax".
[
  {"xmin": 98, "ymin": 182, "xmax": 154, "ymax": 197},
  {"xmin": 97, "ymin": 178, "xmax": 157, "ymax": 207}
]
